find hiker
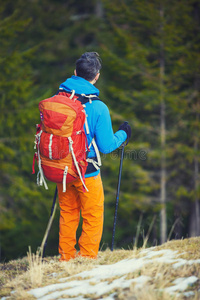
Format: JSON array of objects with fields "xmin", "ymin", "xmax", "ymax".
[{"xmin": 56, "ymin": 52, "xmax": 131, "ymax": 261}]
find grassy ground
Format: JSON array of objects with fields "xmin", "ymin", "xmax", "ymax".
[{"xmin": 0, "ymin": 237, "xmax": 200, "ymax": 300}]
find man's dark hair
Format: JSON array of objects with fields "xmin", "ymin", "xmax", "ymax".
[{"xmin": 76, "ymin": 52, "xmax": 102, "ymax": 82}]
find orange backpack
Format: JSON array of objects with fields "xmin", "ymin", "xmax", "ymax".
[{"xmin": 32, "ymin": 91, "xmax": 88, "ymax": 192}]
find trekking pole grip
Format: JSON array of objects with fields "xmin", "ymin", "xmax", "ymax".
[{"xmin": 124, "ymin": 121, "xmax": 130, "ymax": 146}]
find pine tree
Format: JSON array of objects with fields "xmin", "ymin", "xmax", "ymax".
[
  {"xmin": 0, "ymin": 0, "xmax": 105, "ymax": 261},
  {"xmin": 99, "ymin": 0, "xmax": 200, "ymax": 246}
]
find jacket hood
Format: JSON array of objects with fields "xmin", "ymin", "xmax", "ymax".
[{"xmin": 59, "ymin": 75, "xmax": 99, "ymax": 96}]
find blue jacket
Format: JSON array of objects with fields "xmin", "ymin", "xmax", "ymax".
[{"xmin": 59, "ymin": 75, "xmax": 127, "ymax": 177}]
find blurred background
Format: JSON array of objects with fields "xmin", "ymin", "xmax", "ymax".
[{"xmin": 0, "ymin": 0, "xmax": 200, "ymax": 262}]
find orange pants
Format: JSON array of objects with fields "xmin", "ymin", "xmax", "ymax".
[{"xmin": 57, "ymin": 173, "xmax": 104, "ymax": 261}]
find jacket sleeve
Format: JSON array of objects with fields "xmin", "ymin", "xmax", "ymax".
[{"xmin": 94, "ymin": 102, "xmax": 127, "ymax": 154}]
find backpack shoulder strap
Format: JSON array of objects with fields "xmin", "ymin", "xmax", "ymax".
[
  {"xmin": 57, "ymin": 89, "xmax": 101, "ymax": 104},
  {"xmin": 77, "ymin": 93, "xmax": 101, "ymax": 104}
]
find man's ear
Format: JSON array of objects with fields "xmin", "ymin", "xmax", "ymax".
[
  {"xmin": 74, "ymin": 69, "xmax": 77, "ymax": 76},
  {"xmin": 95, "ymin": 72, "xmax": 100, "ymax": 81}
]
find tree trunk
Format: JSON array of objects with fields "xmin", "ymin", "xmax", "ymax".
[
  {"xmin": 95, "ymin": 0, "xmax": 103, "ymax": 18},
  {"xmin": 189, "ymin": 75, "xmax": 200, "ymax": 237},
  {"xmin": 160, "ymin": 4, "xmax": 167, "ymax": 244}
]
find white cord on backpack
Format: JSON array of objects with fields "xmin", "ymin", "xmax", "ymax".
[
  {"xmin": 87, "ymin": 138, "xmax": 102, "ymax": 169},
  {"xmin": 70, "ymin": 90, "xmax": 75, "ymax": 99},
  {"xmin": 37, "ymin": 131, "xmax": 48, "ymax": 190},
  {"xmin": 62, "ymin": 166, "xmax": 68, "ymax": 192},
  {"xmin": 68, "ymin": 137, "xmax": 88, "ymax": 192}
]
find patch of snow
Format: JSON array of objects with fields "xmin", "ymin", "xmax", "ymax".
[
  {"xmin": 67, "ymin": 249, "xmax": 181, "ymax": 281},
  {"xmin": 29, "ymin": 280, "xmax": 85, "ymax": 298},
  {"xmin": 132, "ymin": 275, "xmax": 151, "ymax": 289},
  {"xmin": 31, "ymin": 278, "xmax": 117, "ymax": 300},
  {"xmin": 57, "ymin": 297, "xmax": 90, "ymax": 300},
  {"xmin": 183, "ymin": 291, "xmax": 195, "ymax": 297},
  {"xmin": 173, "ymin": 259, "xmax": 200, "ymax": 269},
  {"xmin": 140, "ymin": 248, "xmax": 178, "ymax": 259},
  {"xmin": 101, "ymin": 293, "xmax": 117, "ymax": 300},
  {"xmin": 165, "ymin": 276, "xmax": 198, "ymax": 293},
  {"xmin": 47, "ymin": 272, "xmax": 58, "ymax": 278},
  {"xmin": 74, "ymin": 258, "xmax": 147, "ymax": 280},
  {"xmin": 29, "ymin": 275, "xmax": 150, "ymax": 300}
]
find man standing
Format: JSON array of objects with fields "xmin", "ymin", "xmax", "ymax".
[{"xmin": 57, "ymin": 52, "xmax": 131, "ymax": 261}]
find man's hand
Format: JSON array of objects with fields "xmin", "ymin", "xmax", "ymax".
[{"xmin": 118, "ymin": 122, "xmax": 131, "ymax": 142}]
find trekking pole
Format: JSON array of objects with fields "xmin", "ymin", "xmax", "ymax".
[
  {"xmin": 111, "ymin": 122, "xmax": 129, "ymax": 251},
  {"xmin": 39, "ymin": 186, "xmax": 58, "ymax": 258}
]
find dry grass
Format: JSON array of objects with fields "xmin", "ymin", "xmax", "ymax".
[
  {"xmin": 27, "ymin": 246, "xmax": 44, "ymax": 287},
  {"xmin": 0, "ymin": 237, "xmax": 200, "ymax": 300},
  {"xmin": 155, "ymin": 237, "xmax": 200, "ymax": 260},
  {"xmin": 119, "ymin": 285, "xmax": 179, "ymax": 300}
]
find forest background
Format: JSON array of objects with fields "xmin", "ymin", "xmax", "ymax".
[{"xmin": 0, "ymin": 0, "xmax": 200, "ymax": 262}]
